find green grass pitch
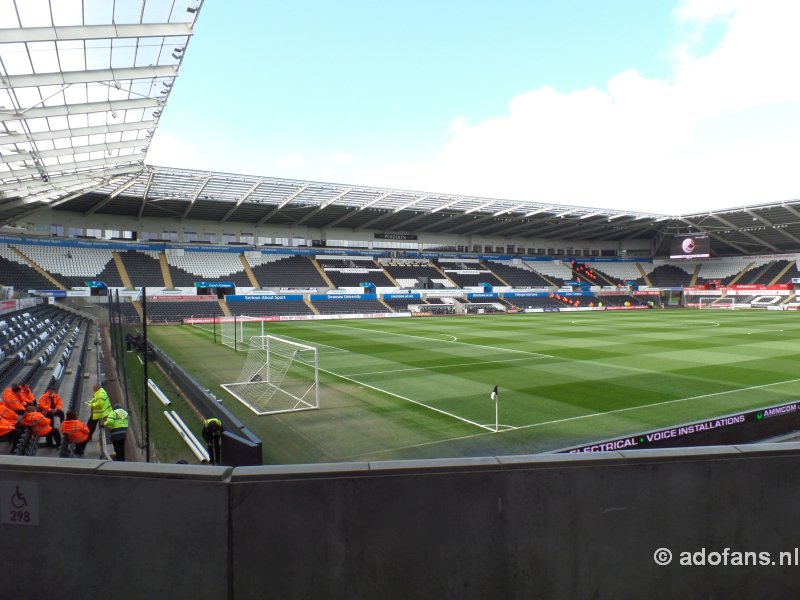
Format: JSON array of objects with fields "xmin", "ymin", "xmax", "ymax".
[{"xmin": 146, "ymin": 309, "xmax": 800, "ymax": 464}]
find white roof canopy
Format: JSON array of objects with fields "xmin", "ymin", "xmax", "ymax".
[{"xmin": 0, "ymin": 0, "xmax": 202, "ymax": 209}]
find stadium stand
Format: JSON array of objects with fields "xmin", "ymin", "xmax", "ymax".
[
  {"xmin": 641, "ymin": 264, "xmax": 693, "ymax": 287},
  {"xmin": 525, "ymin": 261, "xmax": 569, "ymax": 286},
  {"xmin": 695, "ymin": 258, "xmax": 750, "ymax": 284},
  {"xmin": 13, "ymin": 244, "xmax": 125, "ymax": 289},
  {"xmin": 311, "ymin": 299, "xmax": 387, "ymax": 314},
  {"xmin": 0, "ymin": 245, "xmax": 58, "ymax": 291},
  {"xmin": 742, "ymin": 260, "xmax": 790, "ymax": 285},
  {"xmin": 484, "ymin": 260, "xmax": 553, "ymax": 287},
  {"xmin": 226, "ymin": 300, "xmax": 313, "ymax": 316},
  {"xmin": 718, "ymin": 257, "xmax": 774, "ymax": 285},
  {"xmin": 443, "ymin": 270, "xmax": 504, "ymax": 288},
  {"xmin": 166, "ymin": 251, "xmax": 251, "ymax": 287},
  {"xmin": 324, "ymin": 269, "xmax": 394, "ymax": 288},
  {"xmin": 382, "ymin": 298, "xmax": 423, "ymax": 312},
  {"xmin": 118, "ymin": 250, "xmax": 166, "ymax": 287},
  {"xmin": 380, "ymin": 261, "xmax": 456, "ymax": 289},
  {"xmin": 247, "ymin": 255, "xmax": 328, "ymax": 288},
  {"xmin": 146, "ymin": 300, "xmax": 223, "ymax": 323},
  {"xmin": 505, "ymin": 296, "xmax": 563, "ymax": 310},
  {"xmin": 596, "ymin": 294, "xmax": 646, "ymax": 307},
  {"xmin": 584, "ymin": 261, "xmax": 646, "ymax": 285},
  {"xmin": 316, "ymin": 256, "xmax": 377, "ymax": 268}
]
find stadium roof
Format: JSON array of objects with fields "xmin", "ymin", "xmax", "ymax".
[
  {"xmin": 0, "ymin": 0, "xmax": 202, "ymax": 220},
  {"xmin": 8, "ymin": 163, "xmax": 796, "ymax": 255}
]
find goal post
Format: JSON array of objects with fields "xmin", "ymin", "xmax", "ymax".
[
  {"xmin": 699, "ymin": 296, "xmax": 735, "ymax": 309},
  {"xmin": 221, "ymin": 335, "xmax": 319, "ymax": 415},
  {"xmin": 220, "ymin": 315, "xmax": 266, "ymax": 351}
]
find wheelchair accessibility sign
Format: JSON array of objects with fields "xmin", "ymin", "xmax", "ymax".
[{"xmin": 1, "ymin": 481, "xmax": 39, "ymax": 526}]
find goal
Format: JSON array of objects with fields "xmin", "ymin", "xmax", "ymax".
[
  {"xmin": 221, "ymin": 335, "xmax": 319, "ymax": 416},
  {"xmin": 220, "ymin": 315, "xmax": 266, "ymax": 351},
  {"xmin": 699, "ymin": 297, "xmax": 735, "ymax": 309}
]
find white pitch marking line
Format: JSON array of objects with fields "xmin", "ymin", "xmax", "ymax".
[
  {"xmin": 267, "ymin": 334, "xmax": 348, "ymax": 353},
  {"xmin": 318, "ymin": 365, "xmax": 495, "ymax": 432},
  {"xmin": 347, "ymin": 356, "xmax": 546, "ymax": 377},
  {"xmin": 510, "ymin": 376, "xmax": 800, "ymax": 433},
  {"xmin": 328, "ymin": 323, "xmax": 554, "ymax": 359}
]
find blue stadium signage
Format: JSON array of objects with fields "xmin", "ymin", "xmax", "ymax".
[
  {"xmin": 85, "ymin": 281, "xmax": 107, "ymax": 288},
  {"xmin": 383, "ymin": 293, "xmax": 420, "ymax": 300},
  {"xmin": 467, "ymin": 293, "xmax": 498, "ymax": 299},
  {"xmin": 226, "ymin": 294, "xmax": 304, "ymax": 301},
  {"xmin": 195, "ymin": 281, "xmax": 235, "ymax": 288},
  {"xmin": 37, "ymin": 290, "xmax": 67, "ymax": 297},
  {"xmin": 310, "ymin": 294, "xmax": 378, "ymax": 301}
]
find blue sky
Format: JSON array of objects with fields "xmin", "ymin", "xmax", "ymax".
[{"xmin": 148, "ymin": 0, "xmax": 800, "ymax": 214}]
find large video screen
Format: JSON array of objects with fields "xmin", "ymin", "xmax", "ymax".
[{"xmin": 670, "ymin": 235, "xmax": 710, "ymax": 259}]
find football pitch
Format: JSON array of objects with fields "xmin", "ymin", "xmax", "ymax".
[{"xmin": 148, "ymin": 309, "xmax": 800, "ymax": 464}]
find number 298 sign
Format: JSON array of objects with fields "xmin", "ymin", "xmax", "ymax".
[{"xmin": 1, "ymin": 481, "xmax": 39, "ymax": 526}]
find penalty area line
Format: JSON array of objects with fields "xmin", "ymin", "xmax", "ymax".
[{"xmin": 318, "ymin": 365, "xmax": 495, "ymax": 432}]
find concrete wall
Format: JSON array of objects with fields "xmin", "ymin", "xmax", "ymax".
[{"xmin": 2, "ymin": 444, "xmax": 800, "ymax": 599}]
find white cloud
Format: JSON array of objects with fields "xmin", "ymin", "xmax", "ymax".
[
  {"xmin": 146, "ymin": 131, "xmax": 213, "ymax": 171},
  {"xmin": 356, "ymin": 0, "xmax": 800, "ymax": 214},
  {"xmin": 277, "ymin": 152, "xmax": 309, "ymax": 169}
]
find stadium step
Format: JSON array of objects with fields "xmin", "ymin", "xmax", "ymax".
[
  {"xmin": 430, "ymin": 262, "xmax": 457, "ymax": 287},
  {"xmin": 310, "ymin": 258, "xmax": 335, "ymax": 288},
  {"xmin": 481, "ymin": 261, "xmax": 512, "ymax": 287},
  {"xmin": 727, "ymin": 262, "xmax": 755, "ymax": 285},
  {"xmin": 113, "ymin": 251, "xmax": 135, "ymax": 289},
  {"xmin": 159, "ymin": 251, "xmax": 175, "ymax": 289},
  {"xmin": 378, "ymin": 262, "xmax": 402, "ymax": 288},
  {"xmin": 378, "ymin": 298, "xmax": 395, "ymax": 313},
  {"xmin": 304, "ymin": 297, "xmax": 319, "ymax": 315},
  {"xmin": 239, "ymin": 254, "xmax": 261, "ymax": 288},
  {"xmin": 9, "ymin": 246, "xmax": 66, "ymax": 290},
  {"xmin": 689, "ymin": 263, "xmax": 702, "ymax": 287},
  {"xmin": 770, "ymin": 261, "xmax": 796, "ymax": 286},
  {"xmin": 131, "ymin": 300, "xmax": 144, "ymax": 321},
  {"xmin": 635, "ymin": 262, "xmax": 653, "ymax": 287},
  {"xmin": 218, "ymin": 298, "xmax": 232, "ymax": 317}
]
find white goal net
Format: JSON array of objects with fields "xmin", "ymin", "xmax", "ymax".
[
  {"xmin": 699, "ymin": 297, "xmax": 735, "ymax": 309},
  {"xmin": 220, "ymin": 315, "xmax": 266, "ymax": 351},
  {"xmin": 221, "ymin": 335, "xmax": 319, "ymax": 416}
]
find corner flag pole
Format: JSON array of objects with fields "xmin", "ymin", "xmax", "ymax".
[{"xmin": 491, "ymin": 385, "xmax": 499, "ymax": 433}]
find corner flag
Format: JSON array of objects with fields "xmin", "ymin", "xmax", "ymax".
[{"xmin": 491, "ymin": 385, "xmax": 499, "ymax": 432}]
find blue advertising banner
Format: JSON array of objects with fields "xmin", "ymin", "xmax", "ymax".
[
  {"xmin": 382, "ymin": 293, "xmax": 421, "ymax": 300},
  {"xmin": 195, "ymin": 281, "xmax": 235, "ymax": 288},
  {"xmin": 310, "ymin": 294, "xmax": 378, "ymax": 301},
  {"xmin": 225, "ymin": 294, "xmax": 304, "ymax": 302},
  {"xmin": 467, "ymin": 293, "xmax": 498, "ymax": 299}
]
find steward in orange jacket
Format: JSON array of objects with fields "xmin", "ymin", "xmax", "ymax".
[
  {"xmin": 20, "ymin": 406, "xmax": 51, "ymax": 438},
  {"xmin": 0, "ymin": 404, "xmax": 19, "ymax": 425},
  {"xmin": 2, "ymin": 385, "xmax": 26, "ymax": 414},
  {"xmin": 60, "ymin": 411, "xmax": 89, "ymax": 455},
  {"xmin": 19, "ymin": 384, "xmax": 35, "ymax": 407},
  {"xmin": 38, "ymin": 388, "xmax": 65, "ymax": 446}
]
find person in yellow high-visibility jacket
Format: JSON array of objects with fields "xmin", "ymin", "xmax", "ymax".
[
  {"xmin": 87, "ymin": 383, "xmax": 112, "ymax": 441},
  {"xmin": 104, "ymin": 405, "xmax": 129, "ymax": 461}
]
